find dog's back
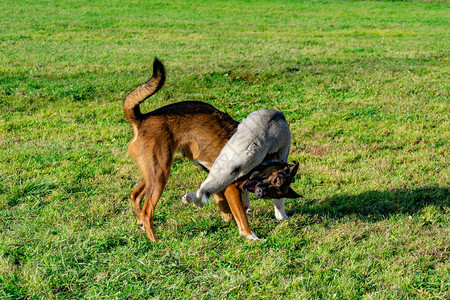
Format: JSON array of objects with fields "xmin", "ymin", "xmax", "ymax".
[{"xmin": 231, "ymin": 110, "xmax": 291, "ymax": 161}]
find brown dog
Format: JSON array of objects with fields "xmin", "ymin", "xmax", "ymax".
[{"xmin": 124, "ymin": 58, "xmax": 300, "ymax": 241}]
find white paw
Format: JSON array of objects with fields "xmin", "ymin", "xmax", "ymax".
[
  {"xmin": 274, "ymin": 199, "xmax": 289, "ymax": 220},
  {"xmin": 275, "ymin": 210, "xmax": 289, "ymax": 221},
  {"xmin": 182, "ymin": 191, "xmax": 201, "ymax": 206},
  {"xmin": 181, "ymin": 193, "xmax": 192, "ymax": 205},
  {"xmin": 182, "ymin": 190, "xmax": 209, "ymax": 208},
  {"xmin": 244, "ymin": 207, "xmax": 252, "ymax": 215},
  {"xmin": 246, "ymin": 233, "xmax": 261, "ymax": 241}
]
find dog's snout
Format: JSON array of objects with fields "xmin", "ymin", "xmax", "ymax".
[{"xmin": 254, "ymin": 186, "xmax": 265, "ymax": 198}]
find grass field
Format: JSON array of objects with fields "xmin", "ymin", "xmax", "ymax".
[{"xmin": 1, "ymin": 0, "xmax": 449, "ymax": 298}]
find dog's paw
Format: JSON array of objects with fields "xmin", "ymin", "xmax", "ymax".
[
  {"xmin": 275, "ymin": 210, "xmax": 289, "ymax": 221},
  {"xmin": 181, "ymin": 193, "xmax": 191, "ymax": 205},
  {"xmin": 182, "ymin": 191, "xmax": 199, "ymax": 205},
  {"xmin": 246, "ymin": 233, "xmax": 261, "ymax": 241},
  {"xmin": 274, "ymin": 202, "xmax": 289, "ymax": 220},
  {"xmin": 244, "ymin": 207, "xmax": 252, "ymax": 215},
  {"xmin": 183, "ymin": 190, "xmax": 209, "ymax": 208},
  {"xmin": 219, "ymin": 212, "xmax": 234, "ymax": 222}
]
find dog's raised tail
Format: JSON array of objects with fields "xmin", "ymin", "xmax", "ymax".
[{"xmin": 123, "ymin": 58, "xmax": 165, "ymax": 126}]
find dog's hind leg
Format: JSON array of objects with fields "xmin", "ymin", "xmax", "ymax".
[
  {"xmin": 224, "ymin": 183, "xmax": 259, "ymax": 240},
  {"xmin": 141, "ymin": 184, "xmax": 159, "ymax": 242},
  {"xmin": 140, "ymin": 172, "xmax": 169, "ymax": 242},
  {"xmin": 213, "ymin": 192, "xmax": 233, "ymax": 222},
  {"xmin": 131, "ymin": 180, "xmax": 146, "ymax": 230},
  {"xmin": 140, "ymin": 152, "xmax": 173, "ymax": 242}
]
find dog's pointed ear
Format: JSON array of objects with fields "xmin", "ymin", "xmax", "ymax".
[
  {"xmin": 285, "ymin": 187, "xmax": 302, "ymax": 199},
  {"xmin": 288, "ymin": 161, "xmax": 299, "ymax": 177}
]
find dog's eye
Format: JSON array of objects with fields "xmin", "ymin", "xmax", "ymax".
[{"xmin": 273, "ymin": 174, "xmax": 285, "ymax": 186}]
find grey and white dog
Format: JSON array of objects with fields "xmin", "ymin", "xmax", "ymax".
[{"xmin": 182, "ymin": 109, "xmax": 295, "ymax": 220}]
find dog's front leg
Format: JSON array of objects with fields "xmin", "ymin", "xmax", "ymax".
[
  {"xmin": 224, "ymin": 184, "xmax": 259, "ymax": 240},
  {"xmin": 274, "ymin": 198, "xmax": 289, "ymax": 220}
]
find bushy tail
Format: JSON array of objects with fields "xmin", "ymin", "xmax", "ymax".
[{"xmin": 123, "ymin": 58, "xmax": 165, "ymax": 127}]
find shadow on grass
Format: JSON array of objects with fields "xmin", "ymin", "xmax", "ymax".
[{"xmin": 288, "ymin": 185, "xmax": 449, "ymax": 221}]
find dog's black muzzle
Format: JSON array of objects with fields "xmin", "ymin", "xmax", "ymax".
[
  {"xmin": 243, "ymin": 179, "xmax": 267, "ymax": 198},
  {"xmin": 254, "ymin": 184, "xmax": 266, "ymax": 199}
]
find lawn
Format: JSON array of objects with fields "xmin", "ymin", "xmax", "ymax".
[{"xmin": 0, "ymin": 0, "xmax": 449, "ymax": 298}]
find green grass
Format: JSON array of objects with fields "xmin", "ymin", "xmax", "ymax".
[{"xmin": 1, "ymin": 0, "xmax": 449, "ymax": 298}]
